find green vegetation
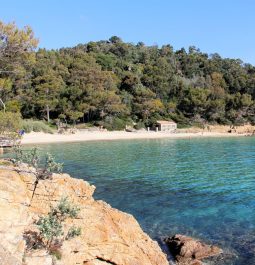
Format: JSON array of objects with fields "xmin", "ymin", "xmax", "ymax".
[
  {"xmin": 14, "ymin": 147, "xmax": 63, "ymax": 201},
  {"xmin": 0, "ymin": 111, "xmax": 22, "ymax": 133},
  {"xmin": 36, "ymin": 197, "xmax": 81, "ymax": 248},
  {"xmin": 21, "ymin": 120, "xmax": 54, "ymax": 133},
  {"xmin": 25, "ymin": 197, "xmax": 81, "ymax": 259},
  {"xmin": 66, "ymin": 226, "xmax": 82, "ymax": 240},
  {"xmin": 1, "ymin": 21, "xmax": 255, "ymax": 128},
  {"xmin": 14, "ymin": 147, "xmax": 63, "ymax": 173},
  {"xmin": 0, "ymin": 111, "xmax": 22, "ymax": 142},
  {"xmin": 12, "ymin": 146, "xmax": 80, "ymax": 259}
]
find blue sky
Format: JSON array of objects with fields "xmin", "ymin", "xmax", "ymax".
[{"xmin": 2, "ymin": 0, "xmax": 255, "ymax": 64}]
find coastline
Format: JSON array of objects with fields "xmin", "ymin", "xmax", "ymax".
[
  {"xmin": 0, "ymin": 161, "xmax": 169, "ymax": 265},
  {"xmin": 21, "ymin": 130, "xmax": 249, "ymax": 145}
]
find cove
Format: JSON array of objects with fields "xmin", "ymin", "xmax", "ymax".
[{"xmin": 24, "ymin": 137, "xmax": 255, "ymax": 264}]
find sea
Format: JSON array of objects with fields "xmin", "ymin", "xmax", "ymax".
[{"xmin": 13, "ymin": 137, "xmax": 255, "ymax": 264}]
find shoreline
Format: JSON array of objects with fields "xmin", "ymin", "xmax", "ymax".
[{"xmin": 20, "ymin": 130, "xmax": 250, "ymax": 145}]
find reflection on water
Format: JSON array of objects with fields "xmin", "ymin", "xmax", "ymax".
[{"xmin": 15, "ymin": 137, "xmax": 255, "ymax": 264}]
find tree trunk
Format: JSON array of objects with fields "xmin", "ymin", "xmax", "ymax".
[
  {"xmin": 46, "ymin": 105, "xmax": 50, "ymax": 123},
  {"xmin": 88, "ymin": 110, "xmax": 90, "ymax": 122},
  {"xmin": 0, "ymin": 98, "xmax": 6, "ymax": 113}
]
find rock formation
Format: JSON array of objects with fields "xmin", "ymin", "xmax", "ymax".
[
  {"xmin": 164, "ymin": 234, "xmax": 222, "ymax": 265},
  {"xmin": 0, "ymin": 161, "xmax": 168, "ymax": 265}
]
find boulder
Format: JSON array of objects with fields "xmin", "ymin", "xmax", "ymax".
[
  {"xmin": 164, "ymin": 234, "xmax": 222, "ymax": 264},
  {"xmin": 0, "ymin": 161, "xmax": 168, "ymax": 265}
]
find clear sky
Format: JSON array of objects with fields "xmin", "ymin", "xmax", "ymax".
[{"xmin": 2, "ymin": 0, "xmax": 255, "ymax": 64}]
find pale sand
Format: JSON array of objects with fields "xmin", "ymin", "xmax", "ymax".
[{"xmin": 21, "ymin": 130, "xmax": 247, "ymax": 145}]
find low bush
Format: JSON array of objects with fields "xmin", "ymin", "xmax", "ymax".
[
  {"xmin": 24, "ymin": 197, "xmax": 81, "ymax": 259},
  {"xmin": 22, "ymin": 120, "xmax": 54, "ymax": 134},
  {"xmin": 75, "ymin": 123, "xmax": 94, "ymax": 129},
  {"xmin": 103, "ymin": 117, "xmax": 126, "ymax": 130},
  {"xmin": 134, "ymin": 121, "xmax": 145, "ymax": 130},
  {"xmin": 103, "ymin": 116, "xmax": 133, "ymax": 131},
  {"xmin": 168, "ymin": 112, "xmax": 188, "ymax": 125},
  {"xmin": 14, "ymin": 147, "xmax": 63, "ymax": 201},
  {"xmin": 36, "ymin": 198, "xmax": 81, "ymax": 247}
]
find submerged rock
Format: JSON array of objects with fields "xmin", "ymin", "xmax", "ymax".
[
  {"xmin": 164, "ymin": 234, "xmax": 222, "ymax": 265},
  {"xmin": 0, "ymin": 162, "xmax": 168, "ymax": 265}
]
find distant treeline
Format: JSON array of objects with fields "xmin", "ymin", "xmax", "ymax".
[{"xmin": 1, "ymin": 21, "xmax": 255, "ymax": 129}]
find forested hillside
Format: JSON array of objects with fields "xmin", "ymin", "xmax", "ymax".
[{"xmin": 1, "ymin": 21, "xmax": 255, "ymax": 129}]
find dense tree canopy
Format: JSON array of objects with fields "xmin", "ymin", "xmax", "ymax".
[
  {"xmin": 0, "ymin": 21, "xmax": 38, "ymax": 113},
  {"xmin": 2, "ymin": 20, "xmax": 255, "ymax": 129}
]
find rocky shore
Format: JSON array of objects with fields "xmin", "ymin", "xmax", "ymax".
[
  {"xmin": 164, "ymin": 234, "xmax": 222, "ymax": 265},
  {"xmin": 0, "ymin": 160, "xmax": 168, "ymax": 265}
]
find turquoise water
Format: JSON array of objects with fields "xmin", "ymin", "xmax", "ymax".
[{"xmin": 20, "ymin": 138, "xmax": 255, "ymax": 264}]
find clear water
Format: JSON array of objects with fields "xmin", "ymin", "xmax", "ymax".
[{"xmin": 17, "ymin": 137, "xmax": 255, "ymax": 264}]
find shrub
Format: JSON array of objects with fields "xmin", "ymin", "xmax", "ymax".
[
  {"xmin": 24, "ymin": 197, "xmax": 81, "ymax": 260},
  {"xmin": 134, "ymin": 121, "xmax": 145, "ymax": 130},
  {"xmin": 75, "ymin": 123, "xmax": 94, "ymax": 129},
  {"xmin": 66, "ymin": 226, "xmax": 82, "ymax": 240},
  {"xmin": 36, "ymin": 197, "xmax": 81, "ymax": 249},
  {"xmin": 169, "ymin": 112, "xmax": 188, "ymax": 126},
  {"xmin": 103, "ymin": 117, "xmax": 126, "ymax": 130},
  {"xmin": 248, "ymin": 116, "xmax": 255, "ymax": 126},
  {"xmin": 13, "ymin": 147, "xmax": 63, "ymax": 201},
  {"xmin": 0, "ymin": 111, "xmax": 22, "ymax": 134},
  {"xmin": 103, "ymin": 116, "xmax": 134, "ymax": 130},
  {"xmin": 37, "ymin": 212, "xmax": 63, "ymax": 242},
  {"xmin": 54, "ymin": 197, "xmax": 80, "ymax": 219},
  {"xmin": 14, "ymin": 147, "xmax": 63, "ymax": 173},
  {"xmin": 190, "ymin": 121, "xmax": 205, "ymax": 129},
  {"xmin": 234, "ymin": 117, "xmax": 246, "ymax": 126},
  {"xmin": 21, "ymin": 120, "xmax": 54, "ymax": 134},
  {"xmin": 215, "ymin": 117, "xmax": 232, "ymax": 125}
]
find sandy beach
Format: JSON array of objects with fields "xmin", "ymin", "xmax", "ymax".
[{"xmin": 21, "ymin": 130, "xmax": 247, "ymax": 145}]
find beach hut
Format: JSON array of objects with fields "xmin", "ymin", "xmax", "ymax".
[{"xmin": 156, "ymin": 120, "xmax": 177, "ymax": 132}]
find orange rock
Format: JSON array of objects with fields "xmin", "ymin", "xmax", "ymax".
[
  {"xmin": 0, "ymin": 162, "xmax": 168, "ymax": 265},
  {"xmin": 165, "ymin": 234, "xmax": 222, "ymax": 265}
]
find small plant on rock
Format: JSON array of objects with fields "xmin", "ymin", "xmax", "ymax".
[
  {"xmin": 14, "ymin": 146, "xmax": 40, "ymax": 168},
  {"xmin": 25, "ymin": 197, "xmax": 82, "ymax": 259},
  {"xmin": 13, "ymin": 146, "xmax": 63, "ymax": 201},
  {"xmin": 66, "ymin": 226, "xmax": 82, "ymax": 240},
  {"xmin": 14, "ymin": 146, "xmax": 62, "ymax": 176}
]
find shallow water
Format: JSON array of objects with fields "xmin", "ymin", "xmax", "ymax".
[{"xmin": 17, "ymin": 137, "xmax": 255, "ymax": 264}]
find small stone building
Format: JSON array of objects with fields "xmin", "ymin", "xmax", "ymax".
[{"xmin": 156, "ymin": 120, "xmax": 177, "ymax": 132}]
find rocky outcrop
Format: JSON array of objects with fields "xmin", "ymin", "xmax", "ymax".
[
  {"xmin": 164, "ymin": 234, "xmax": 222, "ymax": 265},
  {"xmin": 0, "ymin": 161, "xmax": 168, "ymax": 265}
]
